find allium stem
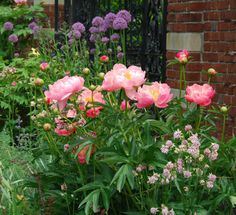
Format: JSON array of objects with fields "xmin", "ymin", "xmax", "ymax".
[{"xmin": 121, "ymin": 29, "xmax": 126, "ymax": 64}]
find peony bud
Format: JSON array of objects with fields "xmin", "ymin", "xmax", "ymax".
[
  {"xmin": 208, "ymin": 68, "xmax": 217, "ymax": 76},
  {"xmin": 220, "ymin": 106, "xmax": 228, "ymax": 113},
  {"xmin": 82, "ymin": 68, "xmax": 90, "ymax": 75},
  {"xmin": 98, "ymin": 72, "xmax": 105, "ymax": 80},
  {"xmin": 34, "ymin": 78, "xmax": 44, "ymax": 86},
  {"xmin": 100, "ymin": 55, "xmax": 109, "ymax": 63},
  {"xmin": 89, "ymin": 84, "xmax": 96, "ymax": 91},
  {"xmin": 43, "ymin": 123, "xmax": 51, "ymax": 131}
]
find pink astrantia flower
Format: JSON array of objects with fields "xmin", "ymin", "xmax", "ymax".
[
  {"xmin": 44, "ymin": 76, "xmax": 84, "ymax": 110},
  {"xmin": 136, "ymin": 82, "xmax": 173, "ymax": 109},
  {"xmin": 66, "ymin": 109, "xmax": 77, "ymax": 118},
  {"xmin": 15, "ymin": 0, "xmax": 27, "ymax": 5},
  {"xmin": 102, "ymin": 64, "xmax": 146, "ymax": 99},
  {"xmin": 185, "ymin": 84, "xmax": 215, "ymax": 106},
  {"xmin": 40, "ymin": 62, "xmax": 49, "ymax": 71},
  {"xmin": 176, "ymin": 49, "xmax": 189, "ymax": 64}
]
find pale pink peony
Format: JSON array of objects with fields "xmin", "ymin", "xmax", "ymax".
[
  {"xmin": 44, "ymin": 76, "xmax": 84, "ymax": 110},
  {"xmin": 40, "ymin": 62, "xmax": 49, "ymax": 71},
  {"xmin": 102, "ymin": 64, "xmax": 146, "ymax": 98},
  {"xmin": 14, "ymin": 0, "xmax": 27, "ymax": 5},
  {"xmin": 185, "ymin": 84, "xmax": 215, "ymax": 106},
  {"xmin": 176, "ymin": 49, "xmax": 189, "ymax": 64},
  {"xmin": 136, "ymin": 82, "xmax": 173, "ymax": 109}
]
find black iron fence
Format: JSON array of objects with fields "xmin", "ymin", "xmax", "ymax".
[{"xmin": 54, "ymin": 0, "xmax": 167, "ymax": 82}]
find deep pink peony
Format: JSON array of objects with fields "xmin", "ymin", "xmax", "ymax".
[
  {"xmin": 185, "ymin": 84, "xmax": 215, "ymax": 106},
  {"xmin": 54, "ymin": 117, "xmax": 77, "ymax": 136},
  {"xmin": 176, "ymin": 49, "xmax": 189, "ymax": 64},
  {"xmin": 136, "ymin": 82, "xmax": 173, "ymax": 109},
  {"xmin": 44, "ymin": 76, "xmax": 84, "ymax": 110},
  {"xmin": 77, "ymin": 145, "xmax": 95, "ymax": 164},
  {"xmin": 102, "ymin": 64, "xmax": 146, "ymax": 99}
]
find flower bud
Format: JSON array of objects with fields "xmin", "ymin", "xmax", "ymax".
[
  {"xmin": 82, "ymin": 68, "xmax": 90, "ymax": 75},
  {"xmin": 34, "ymin": 78, "xmax": 44, "ymax": 86},
  {"xmin": 89, "ymin": 84, "xmax": 96, "ymax": 91},
  {"xmin": 220, "ymin": 106, "xmax": 228, "ymax": 113},
  {"xmin": 43, "ymin": 123, "xmax": 51, "ymax": 131},
  {"xmin": 208, "ymin": 68, "xmax": 217, "ymax": 76},
  {"xmin": 100, "ymin": 55, "xmax": 109, "ymax": 63},
  {"xmin": 98, "ymin": 72, "xmax": 105, "ymax": 80}
]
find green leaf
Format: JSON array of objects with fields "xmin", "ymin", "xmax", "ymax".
[{"xmin": 230, "ymin": 196, "xmax": 236, "ymax": 208}]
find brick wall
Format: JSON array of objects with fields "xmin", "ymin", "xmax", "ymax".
[{"xmin": 167, "ymin": 0, "xmax": 236, "ymax": 137}]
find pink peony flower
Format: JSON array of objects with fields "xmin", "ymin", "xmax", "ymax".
[
  {"xmin": 136, "ymin": 82, "xmax": 173, "ymax": 109},
  {"xmin": 120, "ymin": 100, "xmax": 131, "ymax": 111},
  {"xmin": 102, "ymin": 64, "xmax": 146, "ymax": 99},
  {"xmin": 185, "ymin": 84, "xmax": 215, "ymax": 106},
  {"xmin": 86, "ymin": 108, "xmax": 101, "ymax": 118},
  {"xmin": 44, "ymin": 76, "xmax": 84, "ymax": 110},
  {"xmin": 54, "ymin": 117, "xmax": 77, "ymax": 136},
  {"xmin": 40, "ymin": 62, "xmax": 49, "ymax": 71},
  {"xmin": 176, "ymin": 49, "xmax": 189, "ymax": 64},
  {"xmin": 14, "ymin": 0, "xmax": 27, "ymax": 5}
]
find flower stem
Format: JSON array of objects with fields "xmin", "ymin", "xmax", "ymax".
[
  {"xmin": 196, "ymin": 106, "xmax": 203, "ymax": 130},
  {"xmin": 179, "ymin": 65, "xmax": 183, "ymax": 98},
  {"xmin": 221, "ymin": 113, "xmax": 227, "ymax": 143}
]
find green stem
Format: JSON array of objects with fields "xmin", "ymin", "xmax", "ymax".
[
  {"xmin": 196, "ymin": 106, "xmax": 204, "ymax": 130},
  {"xmin": 221, "ymin": 114, "xmax": 226, "ymax": 143},
  {"xmin": 179, "ymin": 65, "xmax": 183, "ymax": 98}
]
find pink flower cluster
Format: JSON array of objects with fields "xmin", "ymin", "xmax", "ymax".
[
  {"xmin": 206, "ymin": 173, "xmax": 216, "ymax": 189},
  {"xmin": 161, "ymin": 140, "xmax": 174, "ymax": 154},
  {"xmin": 204, "ymin": 143, "xmax": 219, "ymax": 161},
  {"xmin": 161, "ymin": 162, "xmax": 176, "ymax": 184}
]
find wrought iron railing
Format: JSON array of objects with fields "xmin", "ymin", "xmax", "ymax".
[{"xmin": 54, "ymin": 0, "xmax": 167, "ymax": 82}]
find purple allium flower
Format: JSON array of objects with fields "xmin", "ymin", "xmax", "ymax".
[
  {"xmin": 89, "ymin": 34, "xmax": 97, "ymax": 43},
  {"xmin": 117, "ymin": 52, "xmax": 124, "ymax": 60},
  {"xmin": 117, "ymin": 10, "xmax": 132, "ymax": 23},
  {"xmin": 101, "ymin": 36, "xmax": 109, "ymax": 44},
  {"xmin": 92, "ymin": 16, "xmax": 104, "ymax": 27},
  {"xmin": 72, "ymin": 22, "xmax": 85, "ymax": 33},
  {"xmin": 104, "ymin": 12, "xmax": 117, "ymax": 28},
  {"xmin": 32, "ymin": 25, "xmax": 40, "ymax": 35},
  {"xmin": 90, "ymin": 48, "xmax": 96, "ymax": 55},
  {"xmin": 98, "ymin": 24, "xmax": 107, "ymax": 33},
  {"xmin": 110, "ymin": 33, "xmax": 120, "ymax": 41},
  {"xmin": 150, "ymin": 207, "xmax": 159, "ymax": 214},
  {"xmin": 8, "ymin": 34, "xmax": 18, "ymax": 43},
  {"xmin": 89, "ymin": 26, "xmax": 98, "ymax": 34},
  {"xmin": 3, "ymin": 22, "xmax": 13, "ymax": 31},
  {"xmin": 113, "ymin": 17, "xmax": 128, "ymax": 30},
  {"xmin": 183, "ymin": 170, "xmax": 192, "ymax": 178},
  {"xmin": 69, "ymin": 30, "xmax": 81, "ymax": 40},
  {"xmin": 68, "ymin": 38, "xmax": 74, "ymax": 45},
  {"xmin": 28, "ymin": 21, "xmax": 37, "ymax": 30}
]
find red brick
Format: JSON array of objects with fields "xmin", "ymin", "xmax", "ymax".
[
  {"xmin": 204, "ymin": 11, "xmax": 222, "ymax": 21},
  {"xmin": 204, "ymin": 42, "xmax": 231, "ymax": 52},
  {"xmin": 186, "ymin": 72, "xmax": 201, "ymax": 81},
  {"xmin": 228, "ymin": 64, "xmax": 236, "ymax": 73},
  {"xmin": 185, "ymin": 23, "xmax": 204, "ymax": 32},
  {"xmin": 203, "ymin": 53, "xmax": 218, "ymax": 62}
]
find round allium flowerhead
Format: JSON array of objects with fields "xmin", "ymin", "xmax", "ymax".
[
  {"xmin": 89, "ymin": 26, "xmax": 98, "ymax": 34},
  {"xmin": 110, "ymin": 33, "xmax": 120, "ymax": 41},
  {"xmin": 117, "ymin": 52, "xmax": 124, "ymax": 59},
  {"xmin": 104, "ymin": 12, "xmax": 117, "ymax": 28},
  {"xmin": 185, "ymin": 84, "xmax": 215, "ymax": 106},
  {"xmin": 28, "ymin": 21, "xmax": 37, "ymax": 30},
  {"xmin": 71, "ymin": 30, "xmax": 81, "ymax": 39},
  {"xmin": 98, "ymin": 24, "xmax": 107, "ymax": 33},
  {"xmin": 117, "ymin": 10, "xmax": 132, "ymax": 23},
  {"xmin": 72, "ymin": 22, "xmax": 85, "ymax": 33},
  {"xmin": 14, "ymin": 0, "xmax": 27, "ymax": 5},
  {"xmin": 176, "ymin": 49, "xmax": 189, "ymax": 64},
  {"xmin": 44, "ymin": 76, "xmax": 84, "ymax": 110},
  {"xmin": 113, "ymin": 17, "xmax": 128, "ymax": 30},
  {"xmin": 8, "ymin": 34, "xmax": 18, "ymax": 43},
  {"xmin": 136, "ymin": 82, "xmax": 173, "ymax": 109},
  {"xmin": 101, "ymin": 36, "xmax": 109, "ymax": 44},
  {"xmin": 3, "ymin": 22, "xmax": 13, "ymax": 31},
  {"xmin": 92, "ymin": 16, "xmax": 104, "ymax": 27},
  {"xmin": 90, "ymin": 48, "xmax": 96, "ymax": 55}
]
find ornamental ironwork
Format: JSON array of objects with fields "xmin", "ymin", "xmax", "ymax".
[{"xmin": 54, "ymin": 0, "xmax": 167, "ymax": 82}]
